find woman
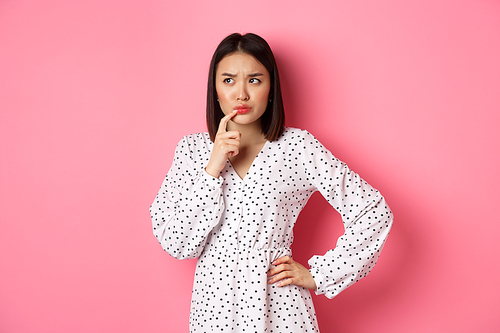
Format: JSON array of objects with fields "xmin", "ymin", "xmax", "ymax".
[{"xmin": 150, "ymin": 33, "xmax": 393, "ymax": 332}]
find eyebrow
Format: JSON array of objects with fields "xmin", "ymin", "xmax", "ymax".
[{"xmin": 220, "ymin": 72, "xmax": 264, "ymax": 78}]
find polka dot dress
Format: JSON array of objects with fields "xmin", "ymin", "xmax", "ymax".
[{"xmin": 150, "ymin": 128, "xmax": 393, "ymax": 332}]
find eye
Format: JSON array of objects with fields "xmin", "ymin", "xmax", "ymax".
[
  {"xmin": 223, "ymin": 78, "xmax": 234, "ymax": 84},
  {"xmin": 249, "ymin": 78, "xmax": 261, "ymax": 84}
]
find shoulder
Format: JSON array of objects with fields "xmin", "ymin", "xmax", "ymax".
[
  {"xmin": 270, "ymin": 128, "xmax": 324, "ymax": 158},
  {"xmin": 174, "ymin": 132, "xmax": 212, "ymax": 156},
  {"xmin": 280, "ymin": 127, "xmax": 335, "ymax": 158},
  {"xmin": 179, "ymin": 132, "xmax": 211, "ymax": 145},
  {"xmin": 277, "ymin": 127, "xmax": 305, "ymax": 140},
  {"xmin": 278, "ymin": 127, "xmax": 319, "ymax": 145}
]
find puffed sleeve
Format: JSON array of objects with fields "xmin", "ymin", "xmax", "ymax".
[
  {"xmin": 301, "ymin": 130, "xmax": 393, "ymax": 299},
  {"xmin": 150, "ymin": 136, "xmax": 225, "ymax": 260}
]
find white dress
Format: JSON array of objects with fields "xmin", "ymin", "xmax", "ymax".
[{"xmin": 150, "ymin": 128, "xmax": 393, "ymax": 332}]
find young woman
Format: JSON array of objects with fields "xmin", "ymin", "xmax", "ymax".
[{"xmin": 150, "ymin": 33, "xmax": 393, "ymax": 332}]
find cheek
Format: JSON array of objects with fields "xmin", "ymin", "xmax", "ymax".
[
  {"xmin": 215, "ymin": 87, "xmax": 232, "ymax": 114},
  {"xmin": 257, "ymin": 86, "xmax": 271, "ymax": 104},
  {"xmin": 217, "ymin": 94, "xmax": 231, "ymax": 107},
  {"xmin": 216, "ymin": 85, "xmax": 231, "ymax": 101}
]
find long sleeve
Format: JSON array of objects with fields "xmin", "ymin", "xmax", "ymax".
[
  {"xmin": 150, "ymin": 136, "xmax": 225, "ymax": 260},
  {"xmin": 301, "ymin": 130, "xmax": 393, "ymax": 299}
]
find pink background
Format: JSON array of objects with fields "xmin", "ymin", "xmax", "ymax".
[{"xmin": 1, "ymin": 0, "xmax": 499, "ymax": 332}]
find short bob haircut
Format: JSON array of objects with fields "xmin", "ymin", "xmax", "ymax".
[{"xmin": 206, "ymin": 33, "xmax": 285, "ymax": 142}]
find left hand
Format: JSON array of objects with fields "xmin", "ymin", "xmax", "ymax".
[{"xmin": 267, "ymin": 256, "xmax": 317, "ymax": 290}]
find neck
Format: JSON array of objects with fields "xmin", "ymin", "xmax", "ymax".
[{"xmin": 227, "ymin": 120, "xmax": 266, "ymax": 147}]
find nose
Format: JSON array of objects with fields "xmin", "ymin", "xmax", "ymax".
[{"xmin": 237, "ymin": 83, "xmax": 249, "ymax": 101}]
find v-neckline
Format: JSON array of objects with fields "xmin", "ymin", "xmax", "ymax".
[{"xmin": 228, "ymin": 140, "xmax": 269, "ymax": 181}]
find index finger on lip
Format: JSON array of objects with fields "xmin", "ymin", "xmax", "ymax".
[{"xmin": 217, "ymin": 110, "xmax": 238, "ymax": 134}]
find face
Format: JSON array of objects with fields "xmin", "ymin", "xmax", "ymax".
[{"xmin": 215, "ymin": 52, "xmax": 271, "ymax": 128}]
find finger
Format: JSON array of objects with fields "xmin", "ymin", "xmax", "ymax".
[
  {"xmin": 216, "ymin": 141, "xmax": 239, "ymax": 155},
  {"xmin": 267, "ymin": 264, "xmax": 285, "ymax": 277},
  {"xmin": 271, "ymin": 255, "xmax": 292, "ymax": 266},
  {"xmin": 268, "ymin": 270, "xmax": 292, "ymax": 284},
  {"xmin": 277, "ymin": 277, "xmax": 294, "ymax": 287},
  {"xmin": 217, "ymin": 110, "xmax": 238, "ymax": 134},
  {"xmin": 226, "ymin": 145, "xmax": 240, "ymax": 157},
  {"xmin": 216, "ymin": 135, "xmax": 241, "ymax": 146},
  {"xmin": 267, "ymin": 263, "xmax": 293, "ymax": 278},
  {"xmin": 219, "ymin": 138, "xmax": 241, "ymax": 150},
  {"xmin": 216, "ymin": 130, "xmax": 241, "ymax": 141},
  {"xmin": 267, "ymin": 256, "xmax": 293, "ymax": 276}
]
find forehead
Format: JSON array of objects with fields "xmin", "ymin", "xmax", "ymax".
[{"xmin": 216, "ymin": 52, "xmax": 269, "ymax": 75}]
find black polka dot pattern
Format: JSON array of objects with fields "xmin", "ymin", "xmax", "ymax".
[{"xmin": 150, "ymin": 128, "xmax": 393, "ymax": 332}]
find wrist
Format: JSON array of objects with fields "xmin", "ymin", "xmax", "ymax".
[{"xmin": 205, "ymin": 166, "xmax": 220, "ymax": 178}]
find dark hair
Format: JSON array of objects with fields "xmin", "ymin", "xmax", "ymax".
[{"xmin": 206, "ymin": 33, "xmax": 285, "ymax": 142}]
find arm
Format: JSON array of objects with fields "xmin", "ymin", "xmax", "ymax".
[
  {"xmin": 150, "ymin": 111, "xmax": 241, "ymax": 260},
  {"xmin": 150, "ymin": 136, "xmax": 225, "ymax": 260},
  {"xmin": 302, "ymin": 130, "xmax": 393, "ymax": 299}
]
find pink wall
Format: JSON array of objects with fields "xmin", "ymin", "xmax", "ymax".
[{"xmin": 1, "ymin": 0, "xmax": 499, "ymax": 332}]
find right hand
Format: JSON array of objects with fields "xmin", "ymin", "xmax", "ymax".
[{"xmin": 205, "ymin": 110, "xmax": 240, "ymax": 178}]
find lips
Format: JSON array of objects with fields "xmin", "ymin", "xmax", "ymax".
[{"xmin": 234, "ymin": 104, "xmax": 251, "ymax": 114}]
